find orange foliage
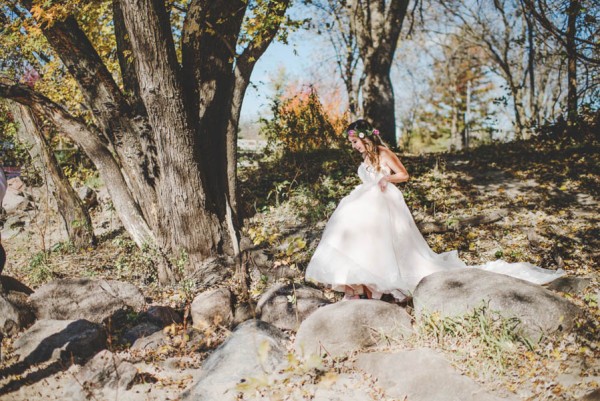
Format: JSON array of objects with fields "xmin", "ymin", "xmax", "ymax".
[{"xmin": 261, "ymin": 85, "xmax": 349, "ymax": 152}]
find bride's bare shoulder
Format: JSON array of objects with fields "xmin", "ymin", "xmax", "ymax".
[{"xmin": 378, "ymin": 146, "xmax": 397, "ymax": 160}]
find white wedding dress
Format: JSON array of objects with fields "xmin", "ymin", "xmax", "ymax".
[{"xmin": 305, "ymin": 162, "xmax": 564, "ymax": 299}]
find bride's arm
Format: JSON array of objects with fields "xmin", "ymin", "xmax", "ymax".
[{"xmin": 378, "ymin": 148, "xmax": 409, "ymax": 191}]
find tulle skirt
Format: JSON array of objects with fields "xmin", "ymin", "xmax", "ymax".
[{"xmin": 305, "ymin": 181, "xmax": 563, "ymax": 299}]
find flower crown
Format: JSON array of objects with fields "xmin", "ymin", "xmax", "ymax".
[{"xmin": 347, "ymin": 128, "xmax": 380, "ymax": 139}]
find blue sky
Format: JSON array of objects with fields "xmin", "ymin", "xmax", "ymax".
[{"xmin": 240, "ymin": 38, "xmax": 316, "ymax": 121}]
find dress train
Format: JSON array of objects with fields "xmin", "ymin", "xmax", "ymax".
[{"xmin": 305, "ymin": 162, "xmax": 564, "ymax": 299}]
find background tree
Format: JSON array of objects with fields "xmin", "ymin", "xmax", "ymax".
[
  {"xmin": 427, "ymin": 31, "xmax": 495, "ymax": 150},
  {"xmin": 437, "ymin": 0, "xmax": 566, "ymax": 139},
  {"xmin": 521, "ymin": 0, "xmax": 600, "ymax": 131},
  {"xmin": 349, "ymin": 0, "xmax": 410, "ymax": 147},
  {"xmin": 0, "ymin": 0, "xmax": 292, "ymax": 283},
  {"xmin": 307, "ymin": 0, "xmax": 363, "ymax": 118}
]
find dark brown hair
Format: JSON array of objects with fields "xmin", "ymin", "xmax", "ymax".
[{"xmin": 346, "ymin": 119, "xmax": 387, "ymax": 169}]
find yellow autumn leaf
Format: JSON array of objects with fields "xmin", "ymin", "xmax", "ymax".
[{"xmin": 319, "ymin": 371, "xmax": 338, "ymax": 387}]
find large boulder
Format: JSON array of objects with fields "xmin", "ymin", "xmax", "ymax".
[
  {"xmin": 579, "ymin": 388, "xmax": 600, "ymax": 401},
  {"xmin": 546, "ymin": 276, "xmax": 592, "ymax": 294},
  {"xmin": 2, "ymin": 185, "xmax": 29, "ymax": 212},
  {"xmin": 256, "ymin": 283, "xmax": 330, "ymax": 331},
  {"xmin": 0, "ymin": 291, "xmax": 36, "ymax": 336},
  {"xmin": 0, "ymin": 276, "xmax": 36, "ymax": 336},
  {"xmin": 295, "ymin": 300, "xmax": 414, "ymax": 358},
  {"xmin": 356, "ymin": 349, "xmax": 516, "ymax": 401},
  {"xmin": 13, "ymin": 319, "xmax": 106, "ymax": 364},
  {"xmin": 121, "ymin": 322, "xmax": 162, "ymax": 347},
  {"xmin": 131, "ymin": 330, "xmax": 168, "ymax": 351},
  {"xmin": 190, "ymin": 287, "xmax": 234, "ymax": 329},
  {"xmin": 181, "ymin": 319, "xmax": 288, "ymax": 400},
  {"xmin": 233, "ymin": 301, "xmax": 256, "ymax": 327},
  {"xmin": 29, "ymin": 278, "xmax": 145, "ymax": 323},
  {"xmin": 413, "ymin": 269, "xmax": 582, "ymax": 340},
  {"xmin": 62, "ymin": 350, "xmax": 140, "ymax": 401},
  {"xmin": 144, "ymin": 305, "xmax": 182, "ymax": 327}
]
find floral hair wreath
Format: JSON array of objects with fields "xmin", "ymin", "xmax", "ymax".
[{"xmin": 347, "ymin": 128, "xmax": 380, "ymax": 139}]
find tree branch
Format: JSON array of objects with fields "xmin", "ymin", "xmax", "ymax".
[
  {"xmin": 40, "ymin": 15, "xmax": 129, "ymax": 144},
  {"xmin": 118, "ymin": 0, "xmax": 185, "ymax": 126},
  {"xmin": 237, "ymin": 0, "xmax": 291, "ymax": 76},
  {"xmin": 522, "ymin": 0, "xmax": 600, "ymax": 64},
  {"xmin": 112, "ymin": 0, "xmax": 144, "ymax": 110},
  {"xmin": 181, "ymin": 0, "xmax": 247, "ymax": 117},
  {"xmin": 0, "ymin": 81, "xmax": 156, "ymax": 247},
  {"xmin": 383, "ymin": 0, "xmax": 410, "ymax": 57}
]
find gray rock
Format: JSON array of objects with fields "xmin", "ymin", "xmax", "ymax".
[
  {"xmin": 190, "ymin": 287, "xmax": 234, "ymax": 329},
  {"xmin": 2, "ymin": 215, "xmax": 29, "ymax": 239},
  {"xmin": 29, "ymin": 278, "xmax": 145, "ymax": 323},
  {"xmin": 121, "ymin": 322, "xmax": 161, "ymax": 346},
  {"xmin": 579, "ymin": 388, "xmax": 600, "ymax": 401},
  {"xmin": 249, "ymin": 249, "xmax": 270, "ymax": 269},
  {"xmin": 13, "ymin": 319, "xmax": 106, "ymax": 364},
  {"xmin": 355, "ymin": 349, "xmax": 515, "ymax": 401},
  {"xmin": 2, "ymin": 187, "xmax": 29, "ymax": 212},
  {"xmin": 233, "ymin": 301, "xmax": 256, "ymax": 327},
  {"xmin": 260, "ymin": 265, "xmax": 302, "ymax": 281},
  {"xmin": 413, "ymin": 269, "xmax": 582, "ymax": 340},
  {"xmin": 546, "ymin": 276, "xmax": 592, "ymax": 294},
  {"xmin": 181, "ymin": 319, "xmax": 288, "ymax": 401},
  {"xmin": 311, "ymin": 373, "xmax": 374, "ymax": 401},
  {"xmin": 0, "ymin": 291, "xmax": 36, "ymax": 336},
  {"xmin": 131, "ymin": 329, "xmax": 168, "ymax": 351},
  {"xmin": 256, "ymin": 283, "xmax": 330, "ymax": 331},
  {"xmin": 62, "ymin": 350, "xmax": 141, "ymax": 401},
  {"xmin": 144, "ymin": 305, "xmax": 182, "ymax": 327},
  {"xmin": 295, "ymin": 300, "xmax": 414, "ymax": 358},
  {"xmin": 77, "ymin": 185, "xmax": 98, "ymax": 209}
]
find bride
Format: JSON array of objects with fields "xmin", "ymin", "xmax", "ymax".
[{"xmin": 304, "ymin": 119, "xmax": 564, "ymax": 301}]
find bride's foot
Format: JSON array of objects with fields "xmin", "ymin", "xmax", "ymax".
[{"xmin": 343, "ymin": 285, "xmax": 362, "ymax": 300}]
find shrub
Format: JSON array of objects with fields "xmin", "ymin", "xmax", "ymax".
[{"xmin": 260, "ymin": 86, "xmax": 348, "ymax": 153}]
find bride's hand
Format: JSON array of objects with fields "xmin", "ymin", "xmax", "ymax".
[{"xmin": 378, "ymin": 178, "xmax": 388, "ymax": 192}]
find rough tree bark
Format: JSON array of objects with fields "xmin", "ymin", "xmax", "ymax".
[
  {"xmin": 566, "ymin": 0, "xmax": 579, "ymax": 128},
  {"xmin": 0, "ymin": 0, "xmax": 291, "ymax": 284},
  {"xmin": 10, "ymin": 103, "xmax": 95, "ymax": 248},
  {"xmin": 350, "ymin": 0, "xmax": 410, "ymax": 147}
]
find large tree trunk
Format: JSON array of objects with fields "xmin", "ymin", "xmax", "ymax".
[
  {"xmin": 525, "ymin": 8, "xmax": 539, "ymax": 128},
  {"xmin": 350, "ymin": 0, "xmax": 410, "ymax": 147},
  {"xmin": 566, "ymin": 0, "xmax": 579, "ymax": 129},
  {"xmin": 513, "ymin": 88, "xmax": 528, "ymax": 139},
  {"xmin": 450, "ymin": 86, "xmax": 461, "ymax": 150},
  {"xmin": 11, "ymin": 103, "xmax": 95, "ymax": 248},
  {"xmin": 1, "ymin": 0, "xmax": 291, "ymax": 284},
  {"xmin": 119, "ymin": 0, "xmax": 231, "ymax": 268},
  {"xmin": 361, "ymin": 60, "xmax": 397, "ymax": 146}
]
